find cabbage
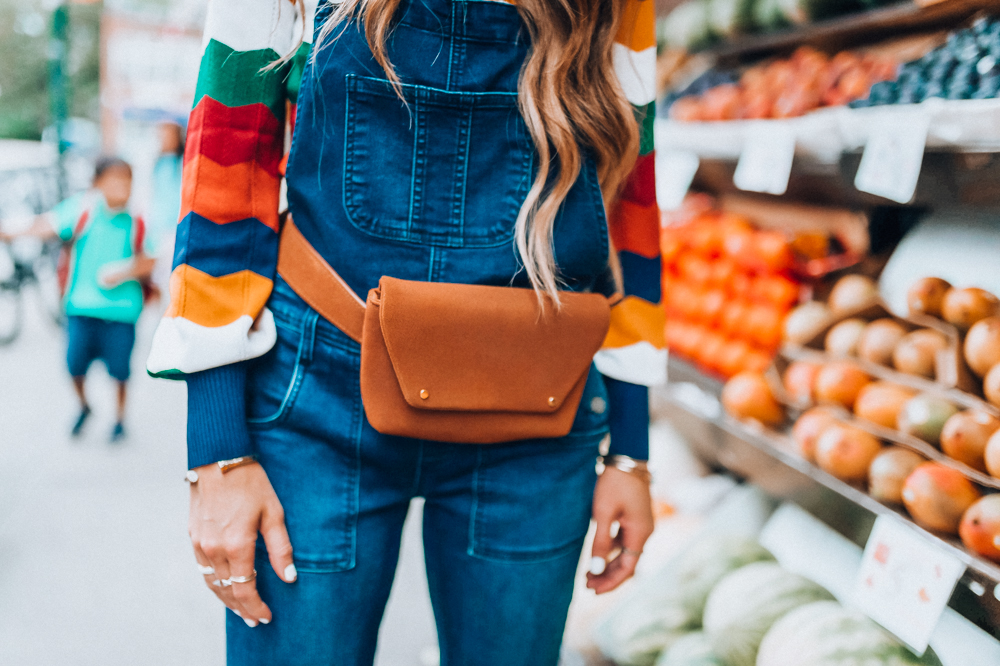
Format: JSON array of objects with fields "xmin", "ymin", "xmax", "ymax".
[
  {"xmin": 703, "ymin": 562, "xmax": 834, "ymax": 666},
  {"xmin": 593, "ymin": 537, "xmax": 774, "ymax": 666},
  {"xmin": 757, "ymin": 601, "xmax": 944, "ymax": 666},
  {"xmin": 654, "ymin": 632, "xmax": 727, "ymax": 666}
]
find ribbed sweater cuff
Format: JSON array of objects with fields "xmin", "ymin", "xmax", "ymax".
[
  {"xmin": 604, "ymin": 376, "xmax": 650, "ymax": 461},
  {"xmin": 185, "ymin": 363, "xmax": 254, "ymax": 469}
]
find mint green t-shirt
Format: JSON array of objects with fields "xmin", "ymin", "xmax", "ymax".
[{"xmin": 50, "ymin": 192, "xmax": 155, "ymax": 324}]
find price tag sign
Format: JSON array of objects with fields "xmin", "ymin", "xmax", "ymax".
[
  {"xmin": 655, "ymin": 150, "xmax": 700, "ymax": 211},
  {"xmin": 733, "ymin": 122, "xmax": 796, "ymax": 195},
  {"xmin": 854, "ymin": 515, "xmax": 965, "ymax": 655},
  {"xmin": 854, "ymin": 111, "xmax": 931, "ymax": 204}
]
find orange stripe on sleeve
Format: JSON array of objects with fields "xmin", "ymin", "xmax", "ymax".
[
  {"xmin": 166, "ymin": 265, "xmax": 274, "ymax": 327},
  {"xmin": 604, "ymin": 296, "xmax": 666, "ymax": 349},
  {"xmin": 180, "ymin": 154, "xmax": 281, "ymax": 231},
  {"xmin": 615, "ymin": 0, "xmax": 656, "ymax": 52}
]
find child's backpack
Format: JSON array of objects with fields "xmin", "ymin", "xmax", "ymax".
[{"xmin": 56, "ymin": 206, "xmax": 159, "ymax": 304}]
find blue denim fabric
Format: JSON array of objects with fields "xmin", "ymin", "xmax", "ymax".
[
  {"xmin": 285, "ymin": 0, "xmax": 610, "ymax": 298},
  {"xmin": 231, "ymin": 276, "xmax": 608, "ymax": 666}
]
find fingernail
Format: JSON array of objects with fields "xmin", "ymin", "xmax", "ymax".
[
  {"xmin": 589, "ymin": 556, "xmax": 607, "ymax": 575},
  {"xmin": 244, "ymin": 618, "xmax": 258, "ymax": 628},
  {"xmin": 284, "ymin": 564, "xmax": 297, "ymax": 582},
  {"xmin": 259, "ymin": 618, "xmax": 270, "ymax": 625}
]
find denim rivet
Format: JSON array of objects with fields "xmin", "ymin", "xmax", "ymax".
[{"xmin": 590, "ymin": 397, "xmax": 606, "ymax": 415}]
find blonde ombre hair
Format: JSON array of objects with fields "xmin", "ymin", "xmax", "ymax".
[{"xmin": 304, "ymin": 0, "xmax": 639, "ymax": 301}]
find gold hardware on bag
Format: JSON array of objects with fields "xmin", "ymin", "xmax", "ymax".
[{"xmin": 419, "ymin": 389, "xmax": 430, "ymax": 400}]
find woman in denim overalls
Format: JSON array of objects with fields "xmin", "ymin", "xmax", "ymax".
[{"xmin": 148, "ymin": 0, "xmax": 661, "ymax": 664}]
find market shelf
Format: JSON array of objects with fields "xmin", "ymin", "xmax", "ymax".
[
  {"xmin": 704, "ymin": 0, "xmax": 996, "ymax": 63},
  {"xmin": 656, "ymin": 99, "xmax": 1000, "ymax": 164},
  {"xmin": 654, "ymin": 355, "xmax": 1000, "ymax": 636}
]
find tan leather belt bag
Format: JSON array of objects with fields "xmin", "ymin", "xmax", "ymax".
[{"xmin": 276, "ymin": 218, "xmax": 613, "ymax": 444}]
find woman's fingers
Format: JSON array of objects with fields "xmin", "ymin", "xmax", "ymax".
[
  {"xmin": 226, "ymin": 539, "xmax": 272, "ymax": 627},
  {"xmin": 192, "ymin": 542, "xmax": 223, "ymax": 593},
  {"xmin": 260, "ymin": 503, "xmax": 297, "ymax": 584},
  {"xmin": 587, "ymin": 466, "xmax": 655, "ymax": 594},
  {"xmin": 588, "ymin": 505, "xmax": 617, "ymax": 577}
]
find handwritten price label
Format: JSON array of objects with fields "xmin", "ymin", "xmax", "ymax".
[{"xmin": 853, "ymin": 515, "xmax": 965, "ymax": 654}]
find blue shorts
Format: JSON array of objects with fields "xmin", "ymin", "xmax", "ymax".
[{"xmin": 66, "ymin": 316, "xmax": 136, "ymax": 382}]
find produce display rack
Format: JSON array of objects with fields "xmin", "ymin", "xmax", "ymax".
[
  {"xmin": 655, "ymin": 355, "xmax": 1000, "ymax": 638},
  {"xmin": 705, "ymin": 0, "xmax": 997, "ymax": 63}
]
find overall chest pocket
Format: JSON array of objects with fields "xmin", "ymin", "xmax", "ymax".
[{"xmin": 343, "ymin": 74, "xmax": 532, "ymax": 248}]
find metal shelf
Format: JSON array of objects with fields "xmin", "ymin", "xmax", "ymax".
[
  {"xmin": 703, "ymin": 0, "xmax": 995, "ymax": 64},
  {"xmin": 655, "ymin": 355, "xmax": 1000, "ymax": 637}
]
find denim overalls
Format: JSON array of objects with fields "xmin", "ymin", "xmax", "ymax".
[{"xmin": 233, "ymin": 2, "xmax": 612, "ymax": 664}]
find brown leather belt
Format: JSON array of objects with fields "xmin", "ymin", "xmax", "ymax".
[{"xmin": 276, "ymin": 218, "xmax": 366, "ymax": 343}]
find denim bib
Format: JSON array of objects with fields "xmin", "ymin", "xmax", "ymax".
[{"xmin": 285, "ymin": 0, "xmax": 610, "ymax": 298}]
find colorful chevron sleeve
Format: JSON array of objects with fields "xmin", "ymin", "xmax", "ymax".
[
  {"xmin": 595, "ymin": 0, "xmax": 666, "ymax": 389},
  {"xmin": 147, "ymin": 0, "xmax": 314, "ymax": 378}
]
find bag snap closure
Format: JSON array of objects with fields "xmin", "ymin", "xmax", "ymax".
[
  {"xmin": 547, "ymin": 396, "xmax": 557, "ymax": 408},
  {"xmin": 419, "ymin": 389, "xmax": 430, "ymax": 400}
]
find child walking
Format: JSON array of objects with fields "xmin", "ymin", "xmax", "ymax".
[{"xmin": 1, "ymin": 157, "xmax": 155, "ymax": 441}]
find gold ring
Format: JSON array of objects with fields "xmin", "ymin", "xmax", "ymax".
[{"xmin": 224, "ymin": 569, "xmax": 258, "ymax": 585}]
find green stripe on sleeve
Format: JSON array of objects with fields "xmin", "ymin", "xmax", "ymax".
[
  {"xmin": 194, "ymin": 40, "xmax": 288, "ymax": 118},
  {"xmin": 634, "ymin": 101, "xmax": 655, "ymax": 156},
  {"xmin": 286, "ymin": 42, "xmax": 312, "ymax": 106}
]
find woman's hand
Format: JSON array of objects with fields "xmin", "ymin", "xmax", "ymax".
[
  {"xmin": 586, "ymin": 466, "xmax": 654, "ymax": 594},
  {"xmin": 188, "ymin": 462, "xmax": 296, "ymax": 626}
]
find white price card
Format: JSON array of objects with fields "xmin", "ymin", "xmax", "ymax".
[
  {"xmin": 853, "ymin": 515, "xmax": 965, "ymax": 655},
  {"xmin": 854, "ymin": 110, "xmax": 931, "ymax": 204},
  {"xmin": 655, "ymin": 150, "xmax": 700, "ymax": 211},
  {"xmin": 733, "ymin": 122, "xmax": 796, "ymax": 195}
]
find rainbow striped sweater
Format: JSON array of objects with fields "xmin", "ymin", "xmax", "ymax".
[{"xmin": 147, "ymin": 0, "xmax": 665, "ymax": 467}]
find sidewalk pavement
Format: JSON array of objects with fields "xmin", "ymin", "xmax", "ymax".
[{"xmin": 0, "ymin": 295, "xmax": 437, "ymax": 665}]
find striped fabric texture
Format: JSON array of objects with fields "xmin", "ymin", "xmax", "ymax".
[
  {"xmin": 595, "ymin": 0, "xmax": 666, "ymax": 388},
  {"xmin": 147, "ymin": 0, "xmax": 315, "ymax": 377},
  {"xmin": 147, "ymin": 0, "xmax": 665, "ymax": 391}
]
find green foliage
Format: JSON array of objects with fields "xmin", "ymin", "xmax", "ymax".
[{"xmin": 0, "ymin": 1, "xmax": 101, "ymax": 140}]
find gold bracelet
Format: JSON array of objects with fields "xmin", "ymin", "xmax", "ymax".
[
  {"xmin": 218, "ymin": 455, "xmax": 259, "ymax": 474},
  {"xmin": 184, "ymin": 456, "xmax": 259, "ymax": 484},
  {"xmin": 598, "ymin": 454, "xmax": 652, "ymax": 483}
]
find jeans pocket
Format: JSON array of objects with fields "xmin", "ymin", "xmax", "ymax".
[
  {"xmin": 251, "ymin": 331, "xmax": 364, "ymax": 573},
  {"xmin": 343, "ymin": 74, "xmax": 532, "ymax": 248},
  {"xmin": 470, "ymin": 433, "xmax": 601, "ymax": 563},
  {"xmin": 246, "ymin": 309, "xmax": 318, "ymax": 428},
  {"xmin": 254, "ymin": 423, "xmax": 360, "ymax": 573}
]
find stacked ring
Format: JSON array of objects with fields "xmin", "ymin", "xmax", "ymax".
[
  {"xmin": 197, "ymin": 564, "xmax": 216, "ymax": 576},
  {"xmin": 220, "ymin": 569, "xmax": 258, "ymax": 586}
]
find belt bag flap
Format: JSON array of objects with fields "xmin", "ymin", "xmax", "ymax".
[{"xmin": 360, "ymin": 277, "xmax": 612, "ymax": 443}]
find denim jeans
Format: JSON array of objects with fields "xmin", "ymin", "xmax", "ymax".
[{"xmin": 230, "ymin": 276, "xmax": 610, "ymax": 665}]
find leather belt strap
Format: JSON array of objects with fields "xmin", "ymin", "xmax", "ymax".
[{"xmin": 277, "ymin": 218, "xmax": 366, "ymax": 343}]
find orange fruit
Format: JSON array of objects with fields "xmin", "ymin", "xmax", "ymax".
[
  {"xmin": 698, "ymin": 289, "xmax": 727, "ymax": 327},
  {"xmin": 814, "ymin": 361, "xmax": 871, "ymax": 409},
  {"xmin": 753, "ymin": 230, "xmax": 793, "ymax": 273},
  {"xmin": 717, "ymin": 339, "xmax": 753, "ymax": 378},
  {"xmin": 720, "ymin": 300, "xmax": 750, "ymax": 337},
  {"xmin": 679, "ymin": 254, "xmax": 712, "ymax": 285},
  {"xmin": 721, "ymin": 371, "xmax": 785, "ymax": 425},
  {"xmin": 743, "ymin": 348, "xmax": 773, "ymax": 373},
  {"xmin": 747, "ymin": 304, "xmax": 784, "ymax": 350}
]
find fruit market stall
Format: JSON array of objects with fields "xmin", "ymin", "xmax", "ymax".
[{"xmin": 636, "ymin": 1, "xmax": 1000, "ymax": 664}]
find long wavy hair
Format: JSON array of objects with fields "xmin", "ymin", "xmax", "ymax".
[{"xmin": 300, "ymin": 0, "xmax": 639, "ymax": 300}]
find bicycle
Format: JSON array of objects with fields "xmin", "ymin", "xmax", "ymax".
[{"xmin": 0, "ymin": 239, "xmax": 65, "ymax": 346}]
